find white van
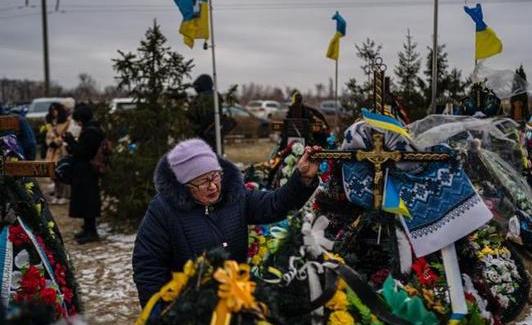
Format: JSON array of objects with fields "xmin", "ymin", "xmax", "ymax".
[
  {"xmin": 26, "ymin": 97, "xmax": 75, "ymax": 121},
  {"xmin": 110, "ymin": 98, "xmax": 138, "ymax": 113},
  {"xmin": 245, "ymin": 100, "xmax": 281, "ymax": 119}
]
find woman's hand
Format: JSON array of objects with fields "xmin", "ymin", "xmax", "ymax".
[{"xmin": 296, "ymin": 145, "xmax": 321, "ymax": 185}]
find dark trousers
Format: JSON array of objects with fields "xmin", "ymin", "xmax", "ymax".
[{"xmin": 83, "ymin": 215, "xmax": 97, "ymax": 233}]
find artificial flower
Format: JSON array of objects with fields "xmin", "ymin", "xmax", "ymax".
[
  {"xmin": 40, "ymin": 287, "xmax": 58, "ymax": 305},
  {"xmin": 9, "ymin": 225, "xmax": 30, "ymax": 246},
  {"xmin": 411, "ymin": 258, "xmax": 439, "ymax": 286},
  {"xmin": 326, "ymin": 290, "xmax": 348, "ymax": 311},
  {"xmin": 20, "ymin": 265, "xmax": 46, "ymax": 294},
  {"xmin": 292, "ymin": 142, "xmax": 305, "ymax": 156},
  {"xmin": 328, "ymin": 310, "xmax": 355, "ymax": 325}
]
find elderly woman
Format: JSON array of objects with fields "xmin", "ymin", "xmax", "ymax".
[{"xmin": 132, "ymin": 138, "xmax": 320, "ymax": 306}]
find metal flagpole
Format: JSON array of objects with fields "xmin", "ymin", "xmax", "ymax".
[
  {"xmin": 430, "ymin": 0, "xmax": 439, "ymax": 114},
  {"xmin": 208, "ymin": 0, "xmax": 222, "ymax": 155},
  {"xmin": 334, "ymin": 59, "xmax": 339, "ymax": 134}
]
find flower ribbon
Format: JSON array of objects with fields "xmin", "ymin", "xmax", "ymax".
[
  {"xmin": 301, "ymin": 213, "xmax": 334, "ymax": 258},
  {"xmin": 136, "ymin": 260, "xmax": 195, "ymax": 325},
  {"xmin": 211, "ymin": 261, "xmax": 267, "ymax": 325}
]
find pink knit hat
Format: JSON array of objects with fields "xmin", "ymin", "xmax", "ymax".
[{"xmin": 167, "ymin": 139, "xmax": 221, "ymax": 184}]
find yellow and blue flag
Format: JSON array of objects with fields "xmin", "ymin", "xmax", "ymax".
[
  {"xmin": 326, "ymin": 11, "xmax": 346, "ymax": 61},
  {"xmin": 173, "ymin": 0, "xmax": 209, "ymax": 48},
  {"xmin": 361, "ymin": 108, "xmax": 411, "ymax": 139},
  {"xmin": 382, "ymin": 172, "xmax": 411, "ymax": 218},
  {"xmin": 464, "ymin": 4, "xmax": 502, "ymax": 60}
]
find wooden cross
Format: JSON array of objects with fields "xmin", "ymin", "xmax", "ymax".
[
  {"xmin": 311, "ymin": 131, "xmax": 450, "ymax": 209},
  {"xmin": 0, "ymin": 115, "xmax": 55, "ymax": 178}
]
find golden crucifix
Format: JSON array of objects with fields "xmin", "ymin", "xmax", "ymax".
[{"xmin": 311, "ymin": 131, "xmax": 450, "ymax": 209}]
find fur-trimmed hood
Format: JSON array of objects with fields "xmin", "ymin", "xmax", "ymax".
[{"xmin": 153, "ymin": 154, "xmax": 244, "ymax": 211}]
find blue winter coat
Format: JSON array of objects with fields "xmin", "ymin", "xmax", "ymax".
[{"xmin": 132, "ymin": 155, "xmax": 317, "ymax": 306}]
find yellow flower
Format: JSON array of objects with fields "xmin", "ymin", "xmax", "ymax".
[
  {"xmin": 258, "ymin": 236, "xmax": 266, "ymax": 244},
  {"xmin": 432, "ymin": 304, "xmax": 446, "ymax": 315},
  {"xmin": 422, "ymin": 289, "xmax": 435, "ymax": 306},
  {"xmin": 251, "ymin": 255, "xmax": 262, "ymax": 265},
  {"xmin": 258, "ymin": 246, "xmax": 268, "ymax": 257},
  {"xmin": 324, "ymin": 252, "xmax": 345, "ymax": 264},
  {"xmin": 328, "ymin": 310, "xmax": 355, "ymax": 325},
  {"xmin": 404, "ymin": 285, "xmax": 418, "ymax": 297},
  {"xmin": 479, "ymin": 246, "xmax": 495, "ymax": 258},
  {"xmin": 337, "ymin": 279, "xmax": 348, "ymax": 291},
  {"xmin": 183, "ymin": 260, "xmax": 196, "ymax": 277},
  {"xmin": 326, "ymin": 290, "xmax": 348, "ymax": 311}
]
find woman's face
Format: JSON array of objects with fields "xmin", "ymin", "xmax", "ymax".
[{"xmin": 186, "ymin": 171, "xmax": 222, "ymax": 206}]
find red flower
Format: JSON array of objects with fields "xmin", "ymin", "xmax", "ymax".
[
  {"xmin": 244, "ymin": 182, "xmax": 257, "ymax": 191},
  {"xmin": 54, "ymin": 263, "xmax": 67, "ymax": 287},
  {"xmin": 62, "ymin": 286, "xmax": 73, "ymax": 304},
  {"xmin": 9, "ymin": 225, "xmax": 30, "ymax": 246},
  {"xmin": 311, "ymin": 200, "xmax": 320, "ymax": 211},
  {"xmin": 320, "ymin": 171, "xmax": 331, "ymax": 183},
  {"xmin": 411, "ymin": 258, "xmax": 439, "ymax": 286},
  {"xmin": 40, "ymin": 287, "xmax": 58, "ymax": 305},
  {"xmin": 247, "ymin": 242, "xmax": 259, "ymax": 257},
  {"xmin": 20, "ymin": 265, "xmax": 46, "ymax": 294},
  {"xmin": 464, "ymin": 292, "xmax": 475, "ymax": 303},
  {"xmin": 370, "ymin": 268, "xmax": 390, "ymax": 287}
]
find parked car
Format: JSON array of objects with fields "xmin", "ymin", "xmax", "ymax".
[
  {"xmin": 109, "ymin": 98, "xmax": 138, "ymax": 113},
  {"xmin": 26, "ymin": 97, "xmax": 75, "ymax": 121},
  {"xmin": 245, "ymin": 100, "xmax": 282, "ymax": 119},
  {"xmin": 223, "ymin": 105, "xmax": 270, "ymax": 138}
]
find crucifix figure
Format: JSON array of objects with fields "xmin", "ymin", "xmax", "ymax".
[{"xmin": 311, "ymin": 131, "xmax": 450, "ymax": 209}]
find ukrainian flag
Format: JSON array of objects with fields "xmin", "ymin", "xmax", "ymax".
[
  {"xmin": 361, "ymin": 108, "xmax": 411, "ymax": 139},
  {"xmin": 382, "ymin": 173, "xmax": 411, "ymax": 218},
  {"xmin": 173, "ymin": 0, "xmax": 209, "ymax": 48},
  {"xmin": 326, "ymin": 11, "xmax": 346, "ymax": 61},
  {"xmin": 464, "ymin": 4, "xmax": 502, "ymax": 60}
]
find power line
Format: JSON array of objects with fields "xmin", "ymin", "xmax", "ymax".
[{"xmin": 1, "ymin": 0, "xmax": 531, "ymax": 19}]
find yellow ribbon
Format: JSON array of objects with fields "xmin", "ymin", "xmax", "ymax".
[
  {"xmin": 210, "ymin": 261, "xmax": 267, "ymax": 325},
  {"xmin": 136, "ymin": 260, "xmax": 195, "ymax": 325}
]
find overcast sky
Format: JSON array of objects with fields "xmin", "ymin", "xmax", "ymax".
[{"xmin": 1, "ymin": 0, "xmax": 531, "ymax": 96}]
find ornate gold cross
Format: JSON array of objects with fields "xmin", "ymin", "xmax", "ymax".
[
  {"xmin": 1, "ymin": 116, "xmax": 55, "ymax": 178},
  {"xmin": 311, "ymin": 131, "xmax": 450, "ymax": 209}
]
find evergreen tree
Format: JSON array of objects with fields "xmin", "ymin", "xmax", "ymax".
[
  {"xmin": 421, "ymin": 44, "xmax": 450, "ymax": 109},
  {"xmin": 446, "ymin": 67, "xmax": 468, "ymax": 100},
  {"xmin": 394, "ymin": 29, "xmax": 421, "ymax": 97},
  {"xmin": 510, "ymin": 64, "xmax": 529, "ymax": 122},
  {"xmin": 355, "ymin": 38, "xmax": 382, "ymax": 95},
  {"xmin": 101, "ymin": 21, "xmax": 193, "ymax": 224},
  {"xmin": 393, "ymin": 30, "xmax": 425, "ymax": 120}
]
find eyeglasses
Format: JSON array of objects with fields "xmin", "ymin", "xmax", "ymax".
[{"xmin": 187, "ymin": 171, "xmax": 223, "ymax": 191}]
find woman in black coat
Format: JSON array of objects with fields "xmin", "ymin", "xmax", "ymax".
[
  {"xmin": 132, "ymin": 139, "xmax": 320, "ymax": 307},
  {"xmin": 64, "ymin": 104, "xmax": 104, "ymax": 244}
]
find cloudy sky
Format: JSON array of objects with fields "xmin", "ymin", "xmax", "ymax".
[{"xmin": 1, "ymin": 0, "xmax": 531, "ymax": 96}]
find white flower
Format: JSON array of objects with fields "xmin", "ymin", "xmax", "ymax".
[
  {"xmin": 280, "ymin": 178, "xmax": 288, "ymax": 186},
  {"xmin": 14, "ymin": 250, "xmax": 29, "ymax": 269},
  {"xmin": 10, "ymin": 271, "xmax": 22, "ymax": 290},
  {"xmin": 291, "ymin": 142, "xmax": 305, "ymax": 156},
  {"xmin": 497, "ymin": 295, "xmax": 510, "ymax": 308}
]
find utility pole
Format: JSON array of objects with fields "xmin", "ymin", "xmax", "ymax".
[
  {"xmin": 430, "ymin": 0, "xmax": 438, "ymax": 114},
  {"xmin": 41, "ymin": 0, "xmax": 50, "ymax": 96}
]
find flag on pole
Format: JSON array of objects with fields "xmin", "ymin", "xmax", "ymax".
[
  {"xmin": 464, "ymin": 4, "xmax": 502, "ymax": 60},
  {"xmin": 326, "ymin": 11, "xmax": 346, "ymax": 61},
  {"xmin": 173, "ymin": 0, "xmax": 209, "ymax": 48}
]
